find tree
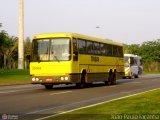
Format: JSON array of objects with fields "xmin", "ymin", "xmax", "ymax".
[
  {"xmin": 0, "ymin": 23, "xmax": 18, "ymax": 69},
  {"xmin": 123, "ymin": 44, "xmax": 140, "ymax": 55},
  {"xmin": 0, "ymin": 30, "xmax": 9, "ymax": 68},
  {"xmin": 140, "ymin": 40, "xmax": 160, "ymax": 62},
  {"xmin": 5, "ymin": 36, "xmax": 18, "ymax": 69}
]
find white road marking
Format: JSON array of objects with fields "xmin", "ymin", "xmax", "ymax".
[
  {"xmin": 103, "ymin": 86, "xmax": 116, "ymax": 88},
  {"xmin": 108, "ymin": 86, "xmax": 116, "ymax": 87},
  {"xmin": 121, "ymin": 81, "xmax": 141, "ymax": 85},
  {"xmin": 0, "ymin": 85, "xmax": 41, "ymax": 91},
  {"xmin": 0, "ymin": 89, "xmax": 34, "ymax": 94},
  {"xmin": 35, "ymin": 88, "xmax": 160, "ymax": 120},
  {"xmin": 50, "ymin": 91, "xmax": 72, "ymax": 95},
  {"xmin": 120, "ymin": 91, "xmax": 131, "ymax": 94},
  {"xmin": 151, "ymin": 79, "xmax": 158, "ymax": 82},
  {"xmin": 131, "ymin": 82, "xmax": 141, "ymax": 84}
]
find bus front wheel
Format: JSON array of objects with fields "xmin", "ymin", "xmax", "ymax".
[
  {"xmin": 76, "ymin": 72, "xmax": 86, "ymax": 88},
  {"xmin": 44, "ymin": 85, "xmax": 53, "ymax": 89}
]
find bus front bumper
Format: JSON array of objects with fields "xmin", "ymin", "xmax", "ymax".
[{"xmin": 31, "ymin": 74, "xmax": 80, "ymax": 85}]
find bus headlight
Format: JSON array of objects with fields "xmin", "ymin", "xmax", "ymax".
[
  {"xmin": 65, "ymin": 77, "xmax": 68, "ymax": 81},
  {"xmin": 61, "ymin": 77, "xmax": 64, "ymax": 81},
  {"xmin": 36, "ymin": 78, "xmax": 39, "ymax": 81},
  {"xmin": 32, "ymin": 77, "xmax": 36, "ymax": 81}
]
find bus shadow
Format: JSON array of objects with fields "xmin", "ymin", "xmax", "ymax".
[
  {"xmin": 44, "ymin": 79, "xmax": 137, "ymax": 91},
  {"xmin": 51, "ymin": 82, "xmax": 108, "ymax": 90}
]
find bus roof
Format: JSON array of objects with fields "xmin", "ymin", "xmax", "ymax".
[{"xmin": 33, "ymin": 32, "xmax": 123, "ymax": 46}]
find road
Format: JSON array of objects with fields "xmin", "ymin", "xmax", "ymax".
[{"xmin": 0, "ymin": 75, "xmax": 160, "ymax": 120}]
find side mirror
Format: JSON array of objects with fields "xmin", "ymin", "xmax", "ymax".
[
  {"xmin": 26, "ymin": 55, "xmax": 31, "ymax": 62},
  {"xmin": 73, "ymin": 51, "xmax": 78, "ymax": 61}
]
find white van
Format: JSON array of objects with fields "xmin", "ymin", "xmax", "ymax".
[{"xmin": 124, "ymin": 54, "xmax": 142, "ymax": 78}]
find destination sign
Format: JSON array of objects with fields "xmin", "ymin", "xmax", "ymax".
[{"xmin": 91, "ymin": 56, "xmax": 99, "ymax": 62}]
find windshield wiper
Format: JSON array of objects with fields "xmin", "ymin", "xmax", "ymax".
[
  {"xmin": 54, "ymin": 55, "xmax": 60, "ymax": 62},
  {"xmin": 37, "ymin": 54, "xmax": 48, "ymax": 62}
]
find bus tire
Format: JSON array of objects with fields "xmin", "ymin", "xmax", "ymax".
[
  {"xmin": 105, "ymin": 70, "xmax": 112, "ymax": 86},
  {"xmin": 76, "ymin": 79, "xmax": 85, "ymax": 88},
  {"xmin": 45, "ymin": 85, "xmax": 53, "ymax": 89},
  {"xmin": 76, "ymin": 71, "xmax": 86, "ymax": 88},
  {"xmin": 111, "ymin": 72, "xmax": 116, "ymax": 85},
  {"xmin": 107, "ymin": 74, "xmax": 112, "ymax": 86}
]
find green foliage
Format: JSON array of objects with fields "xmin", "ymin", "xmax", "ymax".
[
  {"xmin": 0, "ymin": 23, "xmax": 31, "ymax": 69},
  {"xmin": 124, "ymin": 39, "xmax": 160, "ymax": 72},
  {"xmin": 0, "ymin": 30, "xmax": 18, "ymax": 68},
  {"xmin": 140, "ymin": 40, "xmax": 160, "ymax": 62},
  {"xmin": 0, "ymin": 30, "xmax": 8, "ymax": 53},
  {"xmin": 124, "ymin": 39, "xmax": 160, "ymax": 63}
]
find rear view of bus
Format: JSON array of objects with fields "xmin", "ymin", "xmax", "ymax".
[{"xmin": 124, "ymin": 54, "xmax": 143, "ymax": 79}]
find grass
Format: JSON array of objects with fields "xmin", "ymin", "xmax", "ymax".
[
  {"xmin": 47, "ymin": 89, "xmax": 160, "ymax": 120},
  {"xmin": 0, "ymin": 69, "xmax": 30, "ymax": 85}
]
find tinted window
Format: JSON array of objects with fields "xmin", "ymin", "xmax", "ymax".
[
  {"xmin": 93, "ymin": 42, "xmax": 100, "ymax": 55},
  {"xmin": 73, "ymin": 38, "xmax": 78, "ymax": 54},
  {"xmin": 107, "ymin": 45, "xmax": 113, "ymax": 56},
  {"xmin": 78, "ymin": 39, "xmax": 86, "ymax": 54},
  {"xmin": 87, "ymin": 41, "xmax": 94, "ymax": 54},
  {"xmin": 100, "ymin": 43, "xmax": 106, "ymax": 55}
]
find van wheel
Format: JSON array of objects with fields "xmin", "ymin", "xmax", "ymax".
[{"xmin": 134, "ymin": 75, "xmax": 139, "ymax": 78}]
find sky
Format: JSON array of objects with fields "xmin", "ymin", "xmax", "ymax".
[{"xmin": 0, "ymin": 0, "xmax": 160, "ymax": 44}]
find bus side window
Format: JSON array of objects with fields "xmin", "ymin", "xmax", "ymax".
[{"xmin": 73, "ymin": 38, "xmax": 78, "ymax": 61}]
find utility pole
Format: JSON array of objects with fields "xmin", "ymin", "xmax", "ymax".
[{"xmin": 18, "ymin": 0, "xmax": 24, "ymax": 69}]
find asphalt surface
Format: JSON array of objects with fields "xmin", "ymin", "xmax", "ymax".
[{"xmin": 0, "ymin": 74, "xmax": 160, "ymax": 120}]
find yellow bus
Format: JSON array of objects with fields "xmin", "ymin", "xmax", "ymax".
[{"xmin": 30, "ymin": 33, "xmax": 124, "ymax": 89}]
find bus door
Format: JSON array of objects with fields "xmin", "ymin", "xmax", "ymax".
[
  {"xmin": 73, "ymin": 38, "xmax": 78, "ymax": 61},
  {"xmin": 129, "ymin": 57, "xmax": 138, "ymax": 76},
  {"xmin": 72, "ymin": 38, "xmax": 80, "ymax": 82}
]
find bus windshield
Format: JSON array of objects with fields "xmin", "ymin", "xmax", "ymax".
[{"xmin": 32, "ymin": 38, "xmax": 71, "ymax": 61}]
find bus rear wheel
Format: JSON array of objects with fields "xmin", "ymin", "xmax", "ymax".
[
  {"xmin": 45, "ymin": 85, "xmax": 53, "ymax": 89},
  {"xmin": 105, "ymin": 71, "xmax": 116, "ymax": 85},
  {"xmin": 105, "ymin": 74, "xmax": 111, "ymax": 86},
  {"xmin": 111, "ymin": 72, "xmax": 116, "ymax": 85}
]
